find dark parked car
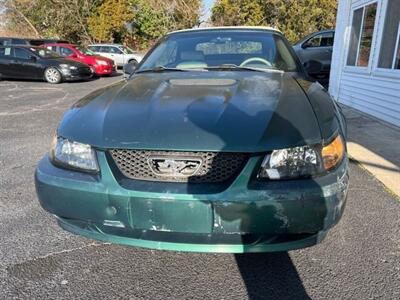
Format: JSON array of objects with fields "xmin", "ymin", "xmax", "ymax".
[
  {"xmin": 35, "ymin": 27, "xmax": 348, "ymax": 253},
  {"xmin": 0, "ymin": 37, "xmax": 69, "ymax": 46},
  {"xmin": 0, "ymin": 37, "xmax": 30, "ymax": 46},
  {"xmin": 29, "ymin": 39, "xmax": 70, "ymax": 46},
  {"xmin": 0, "ymin": 45, "xmax": 93, "ymax": 83},
  {"xmin": 293, "ymin": 30, "xmax": 335, "ymax": 83}
]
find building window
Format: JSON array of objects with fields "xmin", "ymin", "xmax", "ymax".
[
  {"xmin": 378, "ymin": 0, "xmax": 400, "ymax": 70},
  {"xmin": 347, "ymin": 2, "xmax": 377, "ymax": 67}
]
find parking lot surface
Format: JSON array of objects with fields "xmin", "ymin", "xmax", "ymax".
[{"xmin": 1, "ymin": 76, "xmax": 399, "ymax": 299}]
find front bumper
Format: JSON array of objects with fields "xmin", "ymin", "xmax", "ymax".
[
  {"xmin": 35, "ymin": 151, "xmax": 349, "ymax": 253},
  {"xmin": 61, "ymin": 68, "xmax": 93, "ymax": 81},
  {"xmin": 93, "ymin": 63, "xmax": 116, "ymax": 75},
  {"xmin": 63, "ymin": 73, "xmax": 93, "ymax": 82}
]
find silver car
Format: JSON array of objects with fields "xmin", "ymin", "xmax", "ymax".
[
  {"xmin": 293, "ymin": 30, "xmax": 334, "ymax": 84},
  {"xmin": 88, "ymin": 44, "xmax": 143, "ymax": 67}
]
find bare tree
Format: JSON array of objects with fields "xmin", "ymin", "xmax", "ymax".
[{"xmin": 3, "ymin": 0, "xmax": 41, "ymax": 37}]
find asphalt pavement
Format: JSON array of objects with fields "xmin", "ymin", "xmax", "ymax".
[{"xmin": 0, "ymin": 75, "xmax": 399, "ymax": 299}]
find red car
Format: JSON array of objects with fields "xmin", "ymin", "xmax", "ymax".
[{"xmin": 44, "ymin": 43, "xmax": 116, "ymax": 76}]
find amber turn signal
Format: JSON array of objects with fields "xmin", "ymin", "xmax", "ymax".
[{"xmin": 321, "ymin": 135, "xmax": 345, "ymax": 170}]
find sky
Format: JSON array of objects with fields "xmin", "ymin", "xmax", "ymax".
[{"xmin": 201, "ymin": 0, "xmax": 215, "ymax": 23}]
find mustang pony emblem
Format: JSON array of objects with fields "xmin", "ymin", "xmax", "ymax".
[{"xmin": 148, "ymin": 157, "xmax": 202, "ymax": 177}]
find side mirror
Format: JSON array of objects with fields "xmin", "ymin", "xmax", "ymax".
[
  {"xmin": 30, "ymin": 55, "xmax": 37, "ymax": 62},
  {"xmin": 70, "ymin": 54, "xmax": 78, "ymax": 58},
  {"xmin": 302, "ymin": 42, "xmax": 311, "ymax": 49},
  {"xmin": 304, "ymin": 60, "xmax": 323, "ymax": 75},
  {"xmin": 123, "ymin": 63, "xmax": 136, "ymax": 76}
]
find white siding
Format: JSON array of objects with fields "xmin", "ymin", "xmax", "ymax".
[
  {"xmin": 329, "ymin": 0, "xmax": 352, "ymax": 100},
  {"xmin": 329, "ymin": 0, "xmax": 400, "ymax": 128}
]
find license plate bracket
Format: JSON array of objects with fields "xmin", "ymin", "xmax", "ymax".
[{"xmin": 130, "ymin": 198, "xmax": 213, "ymax": 234}]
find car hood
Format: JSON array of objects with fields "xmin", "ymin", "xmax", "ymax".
[
  {"xmin": 94, "ymin": 55, "xmax": 113, "ymax": 63},
  {"xmin": 58, "ymin": 71, "xmax": 322, "ymax": 152}
]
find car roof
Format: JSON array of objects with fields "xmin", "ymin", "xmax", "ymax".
[
  {"xmin": 294, "ymin": 29, "xmax": 335, "ymax": 45},
  {"xmin": 45, "ymin": 43, "xmax": 77, "ymax": 47},
  {"xmin": 0, "ymin": 37, "xmax": 28, "ymax": 40},
  {"xmin": 89, "ymin": 44, "xmax": 123, "ymax": 47},
  {"xmin": 169, "ymin": 26, "xmax": 281, "ymax": 35},
  {"xmin": 0, "ymin": 45, "xmax": 37, "ymax": 49},
  {"xmin": 30, "ymin": 39, "xmax": 68, "ymax": 42}
]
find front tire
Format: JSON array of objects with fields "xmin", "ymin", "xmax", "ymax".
[
  {"xmin": 128, "ymin": 59, "xmax": 138, "ymax": 67},
  {"xmin": 44, "ymin": 67, "xmax": 62, "ymax": 84}
]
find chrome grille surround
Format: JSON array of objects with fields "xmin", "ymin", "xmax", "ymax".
[{"xmin": 109, "ymin": 150, "xmax": 249, "ymax": 183}]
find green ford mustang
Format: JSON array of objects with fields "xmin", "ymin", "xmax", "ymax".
[{"xmin": 35, "ymin": 27, "xmax": 349, "ymax": 253}]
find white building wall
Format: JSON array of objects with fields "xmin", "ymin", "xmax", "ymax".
[
  {"xmin": 329, "ymin": 0, "xmax": 400, "ymax": 127},
  {"xmin": 329, "ymin": 0, "xmax": 352, "ymax": 100}
]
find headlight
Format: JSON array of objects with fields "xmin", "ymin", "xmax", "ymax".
[
  {"xmin": 321, "ymin": 135, "xmax": 345, "ymax": 170},
  {"xmin": 96, "ymin": 60, "xmax": 108, "ymax": 66},
  {"xmin": 50, "ymin": 136, "xmax": 99, "ymax": 172},
  {"xmin": 59, "ymin": 64, "xmax": 77, "ymax": 70},
  {"xmin": 258, "ymin": 135, "xmax": 345, "ymax": 180}
]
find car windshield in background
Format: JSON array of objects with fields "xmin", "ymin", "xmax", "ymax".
[
  {"xmin": 121, "ymin": 46, "xmax": 135, "ymax": 54},
  {"xmin": 30, "ymin": 47, "xmax": 60, "ymax": 58},
  {"xmin": 76, "ymin": 46, "xmax": 95, "ymax": 56},
  {"xmin": 138, "ymin": 30, "xmax": 298, "ymax": 72}
]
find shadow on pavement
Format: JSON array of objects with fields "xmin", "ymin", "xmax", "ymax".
[{"xmin": 235, "ymin": 252, "xmax": 310, "ymax": 299}]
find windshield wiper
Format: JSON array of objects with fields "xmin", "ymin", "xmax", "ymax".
[
  {"xmin": 205, "ymin": 64, "xmax": 278, "ymax": 72},
  {"xmin": 136, "ymin": 66, "xmax": 189, "ymax": 74},
  {"xmin": 136, "ymin": 64, "xmax": 281, "ymax": 74}
]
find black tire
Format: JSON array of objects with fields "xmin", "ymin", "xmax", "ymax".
[
  {"xmin": 128, "ymin": 59, "xmax": 138, "ymax": 67},
  {"xmin": 44, "ymin": 67, "xmax": 62, "ymax": 84}
]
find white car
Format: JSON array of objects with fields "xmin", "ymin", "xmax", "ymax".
[{"xmin": 88, "ymin": 44, "xmax": 143, "ymax": 67}]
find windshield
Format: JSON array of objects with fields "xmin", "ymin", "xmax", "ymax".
[
  {"xmin": 30, "ymin": 47, "xmax": 60, "ymax": 58},
  {"xmin": 138, "ymin": 31, "xmax": 298, "ymax": 72},
  {"xmin": 76, "ymin": 46, "xmax": 96, "ymax": 56},
  {"xmin": 121, "ymin": 46, "xmax": 135, "ymax": 54}
]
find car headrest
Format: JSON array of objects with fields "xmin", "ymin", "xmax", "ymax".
[{"xmin": 180, "ymin": 51, "xmax": 205, "ymax": 61}]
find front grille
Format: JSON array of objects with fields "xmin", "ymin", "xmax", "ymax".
[
  {"xmin": 110, "ymin": 150, "xmax": 249, "ymax": 183},
  {"xmin": 78, "ymin": 67, "xmax": 92, "ymax": 75}
]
